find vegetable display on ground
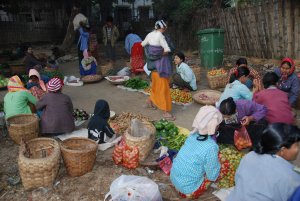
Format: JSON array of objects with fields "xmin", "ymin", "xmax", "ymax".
[{"xmin": 125, "ymin": 77, "xmax": 149, "ymax": 90}]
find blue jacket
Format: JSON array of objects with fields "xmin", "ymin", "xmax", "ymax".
[
  {"xmin": 77, "ymin": 27, "xmax": 89, "ymax": 51},
  {"xmin": 275, "ymin": 67, "xmax": 300, "ymax": 106}
]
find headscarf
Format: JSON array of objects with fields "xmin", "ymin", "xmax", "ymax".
[
  {"xmin": 154, "ymin": 20, "xmax": 167, "ymax": 30},
  {"xmin": 47, "ymin": 77, "xmax": 63, "ymax": 92},
  {"xmin": 280, "ymin": 57, "xmax": 295, "ymax": 81},
  {"xmin": 192, "ymin": 106, "xmax": 223, "ymax": 135},
  {"xmin": 88, "ymin": 100, "xmax": 110, "ymax": 132},
  {"xmin": 28, "ymin": 69, "xmax": 47, "ymax": 91},
  {"xmin": 7, "ymin": 75, "xmax": 27, "ymax": 92}
]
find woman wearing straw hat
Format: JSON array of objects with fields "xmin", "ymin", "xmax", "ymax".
[
  {"xmin": 141, "ymin": 20, "xmax": 175, "ymax": 120},
  {"xmin": 36, "ymin": 78, "xmax": 75, "ymax": 135}
]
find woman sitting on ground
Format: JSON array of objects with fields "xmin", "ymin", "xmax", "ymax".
[
  {"xmin": 27, "ymin": 69, "xmax": 48, "ymax": 99},
  {"xmin": 217, "ymin": 97, "xmax": 267, "ymax": 146},
  {"xmin": 87, "ymin": 99, "xmax": 116, "ymax": 144},
  {"xmin": 172, "ymin": 51, "xmax": 197, "ymax": 91},
  {"xmin": 36, "ymin": 78, "xmax": 75, "ymax": 135},
  {"xmin": 253, "ymin": 72, "xmax": 295, "ymax": 124},
  {"xmin": 227, "ymin": 123, "xmax": 300, "ymax": 201},
  {"xmin": 80, "ymin": 49, "xmax": 97, "ymax": 76},
  {"xmin": 217, "ymin": 66, "xmax": 257, "ymax": 107},
  {"xmin": 4, "ymin": 75, "xmax": 37, "ymax": 119},
  {"xmin": 274, "ymin": 57, "xmax": 300, "ymax": 107},
  {"xmin": 228, "ymin": 58, "xmax": 261, "ymax": 89},
  {"xmin": 170, "ymin": 106, "xmax": 227, "ymax": 199}
]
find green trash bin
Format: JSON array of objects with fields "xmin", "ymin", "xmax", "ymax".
[{"xmin": 197, "ymin": 28, "xmax": 225, "ymax": 69}]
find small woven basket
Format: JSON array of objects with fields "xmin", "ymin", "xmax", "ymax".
[
  {"xmin": 7, "ymin": 114, "xmax": 39, "ymax": 145},
  {"xmin": 193, "ymin": 89, "xmax": 222, "ymax": 105},
  {"xmin": 191, "ymin": 66, "xmax": 201, "ymax": 83},
  {"xmin": 18, "ymin": 138, "xmax": 61, "ymax": 190},
  {"xmin": 207, "ymin": 73, "xmax": 228, "ymax": 89},
  {"xmin": 60, "ymin": 137, "xmax": 98, "ymax": 177},
  {"xmin": 124, "ymin": 120, "xmax": 156, "ymax": 161},
  {"xmin": 9, "ymin": 64, "xmax": 27, "ymax": 75},
  {"xmin": 101, "ymin": 64, "xmax": 113, "ymax": 76}
]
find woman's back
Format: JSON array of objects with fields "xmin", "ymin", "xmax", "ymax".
[{"xmin": 227, "ymin": 151, "xmax": 300, "ymax": 201}]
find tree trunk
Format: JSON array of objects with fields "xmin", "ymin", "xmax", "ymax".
[{"xmin": 59, "ymin": 6, "xmax": 79, "ymax": 52}]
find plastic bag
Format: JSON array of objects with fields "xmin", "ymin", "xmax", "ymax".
[
  {"xmin": 117, "ymin": 67, "xmax": 131, "ymax": 76},
  {"xmin": 104, "ymin": 175, "xmax": 163, "ymax": 201},
  {"xmin": 123, "ymin": 145, "xmax": 139, "ymax": 169},
  {"xmin": 158, "ymin": 156, "xmax": 172, "ymax": 176},
  {"xmin": 234, "ymin": 126, "xmax": 252, "ymax": 150}
]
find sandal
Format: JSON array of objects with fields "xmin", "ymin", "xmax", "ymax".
[
  {"xmin": 145, "ymin": 100, "xmax": 157, "ymax": 110},
  {"xmin": 163, "ymin": 113, "xmax": 176, "ymax": 121}
]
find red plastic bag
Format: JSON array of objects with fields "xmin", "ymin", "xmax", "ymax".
[
  {"xmin": 113, "ymin": 139, "xmax": 126, "ymax": 165},
  {"xmin": 158, "ymin": 156, "xmax": 172, "ymax": 176},
  {"xmin": 123, "ymin": 145, "xmax": 139, "ymax": 169},
  {"xmin": 234, "ymin": 126, "xmax": 252, "ymax": 150}
]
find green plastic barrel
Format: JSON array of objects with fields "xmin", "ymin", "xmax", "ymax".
[{"xmin": 197, "ymin": 28, "xmax": 225, "ymax": 69}]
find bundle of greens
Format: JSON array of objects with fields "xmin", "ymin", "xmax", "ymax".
[{"xmin": 125, "ymin": 77, "xmax": 149, "ymax": 90}]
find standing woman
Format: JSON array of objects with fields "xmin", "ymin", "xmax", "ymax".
[
  {"xmin": 77, "ymin": 24, "xmax": 90, "ymax": 66},
  {"xmin": 275, "ymin": 57, "xmax": 300, "ymax": 106},
  {"xmin": 141, "ymin": 20, "xmax": 175, "ymax": 120}
]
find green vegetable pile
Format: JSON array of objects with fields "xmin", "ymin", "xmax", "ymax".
[
  {"xmin": 125, "ymin": 77, "xmax": 149, "ymax": 90},
  {"xmin": 41, "ymin": 70, "xmax": 64, "ymax": 80},
  {"xmin": 154, "ymin": 119, "xmax": 187, "ymax": 150}
]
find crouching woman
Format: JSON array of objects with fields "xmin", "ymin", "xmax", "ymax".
[{"xmin": 170, "ymin": 106, "xmax": 225, "ymax": 199}]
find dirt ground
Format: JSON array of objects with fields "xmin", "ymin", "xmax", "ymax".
[{"xmin": 1, "ymin": 44, "xmax": 300, "ymax": 201}]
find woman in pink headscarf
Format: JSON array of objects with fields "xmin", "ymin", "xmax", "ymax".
[
  {"xmin": 79, "ymin": 49, "xmax": 97, "ymax": 76},
  {"xmin": 274, "ymin": 57, "xmax": 300, "ymax": 106},
  {"xmin": 36, "ymin": 78, "xmax": 75, "ymax": 135},
  {"xmin": 27, "ymin": 69, "xmax": 47, "ymax": 99}
]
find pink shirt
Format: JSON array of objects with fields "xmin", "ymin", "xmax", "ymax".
[{"xmin": 253, "ymin": 87, "xmax": 295, "ymax": 124}]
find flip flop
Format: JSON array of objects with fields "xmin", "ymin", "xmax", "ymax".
[
  {"xmin": 145, "ymin": 104, "xmax": 157, "ymax": 110},
  {"xmin": 163, "ymin": 114, "xmax": 176, "ymax": 121}
]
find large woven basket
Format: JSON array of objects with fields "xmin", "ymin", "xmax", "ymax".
[
  {"xmin": 191, "ymin": 66, "xmax": 201, "ymax": 83},
  {"xmin": 193, "ymin": 89, "xmax": 222, "ymax": 105},
  {"xmin": 101, "ymin": 63, "xmax": 113, "ymax": 76},
  {"xmin": 207, "ymin": 73, "xmax": 228, "ymax": 89},
  {"xmin": 60, "ymin": 137, "xmax": 98, "ymax": 177},
  {"xmin": 124, "ymin": 120, "xmax": 156, "ymax": 161},
  {"xmin": 18, "ymin": 138, "xmax": 61, "ymax": 190},
  {"xmin": 9, "ymin": 64, "xmax": 27, "ymax": 75},
  {"xmin": 81, "ymin": 74, "xmax": 103, "ymax": 83},
  {"xmin": 7, "ymin": 114, "xmax": 39, "ymax": 144}
]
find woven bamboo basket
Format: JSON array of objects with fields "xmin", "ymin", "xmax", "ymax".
[
  {"xmin": 7, "ymin": 114, "xmax": 39, "ymax": 145},
  {"xmin": 207, "ymin": 73, "xmax": 228, "ymax": 89},
  {"xmin": 18, "ymin": 138, "xmax": 60, "ymax": 190},
  {"xmin": 60, "ymin": 137, "xmax": 98, "ymax": 177},
  {"xmin": 124, "ymin": 120, "xmax": 156, "ymax": 161},
  {"xmin": 9, "ymin": 64, "xmax": 27, "ymax": 75},
  {"xmin": 193, "ymin": 89, "xmax": 222, "ymax": 105},
  {"xmin": 191, "ymin": 66, "xmax": 201, "ymax": 83},
  {"xmin": 81, "ymin": 74, "xmax": 103, "ymax": 83},
  {"xmin": 101, "ymin": 63, "xmax": 113, "ymax": 76}
]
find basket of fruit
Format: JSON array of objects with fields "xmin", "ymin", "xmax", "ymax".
[
  {"xmin": 9, "ymin": 64, "xmax": 27, "ymax": 75},
  {"xmin": 105, "ymin": 75, "xmax": 130, "ymax": 85},
  {"xmin": 193, "ymin": 89, "xmax": 222, "ymax": 105},
  {"xmin": 207, "ymin": 68, "xmax": 228, "ymax": 89},
  {"xmin": 191, "ymin": 65, "xmax": 201, "ymax": 83},
  {"xmin": 81, "ymin": 74, "xmax": 103, "ymax": 83}
]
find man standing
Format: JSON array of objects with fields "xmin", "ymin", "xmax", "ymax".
[{"xmin": 102, "ymin": 16, "xmax": 119, "ymax": 62}]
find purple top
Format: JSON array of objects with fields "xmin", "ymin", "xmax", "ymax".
[
  {"xmin": 147, "ymin": 45, "xmax": 172, "ymax": 77},
  {"xmin": 236, "ymin": 100, "xmax": 267, "ymax": 122}
]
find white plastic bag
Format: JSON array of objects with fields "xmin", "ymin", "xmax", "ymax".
[
  {"xmin": 117, "ymin": 67, "xmax": 131, "ymax": 76},
  {"xmin": 73, "ymin": 13, "xmax": 89, "ymax": 30},
  {"xmin": 104, "ymin": 175, "xmax": 163, "ymax": 201}
]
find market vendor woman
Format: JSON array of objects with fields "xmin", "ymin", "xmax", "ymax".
[{"xmin": 170, "ymin": 106, "xmax": 226, "ymax": 199}]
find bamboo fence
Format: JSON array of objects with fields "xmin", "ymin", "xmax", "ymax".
[{"xmin": 170, "ymin": 0, "xmax": 300, "ymax": 59}]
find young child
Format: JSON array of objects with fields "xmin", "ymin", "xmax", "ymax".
[
  {"xmin": 36, "ymin": 78, "xmax": 75, "ymax": 135},
  {"xmin": 172, "ymin": 52, "xmax": 197, "ymax": 91},
  {"xmin": 170, "ymin": 106, "xmax": 225, "ymax": 199},
  {"xmin": 80, "ymin": 49, "xmax": 97, "ymax": 76},
  {"xmin": 228, "ymin": 123, "xmax": 300, "ymax": 201},
  {"xmin": 87, "ymin": 99, "xmax": 116, "ymax": 144}
]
